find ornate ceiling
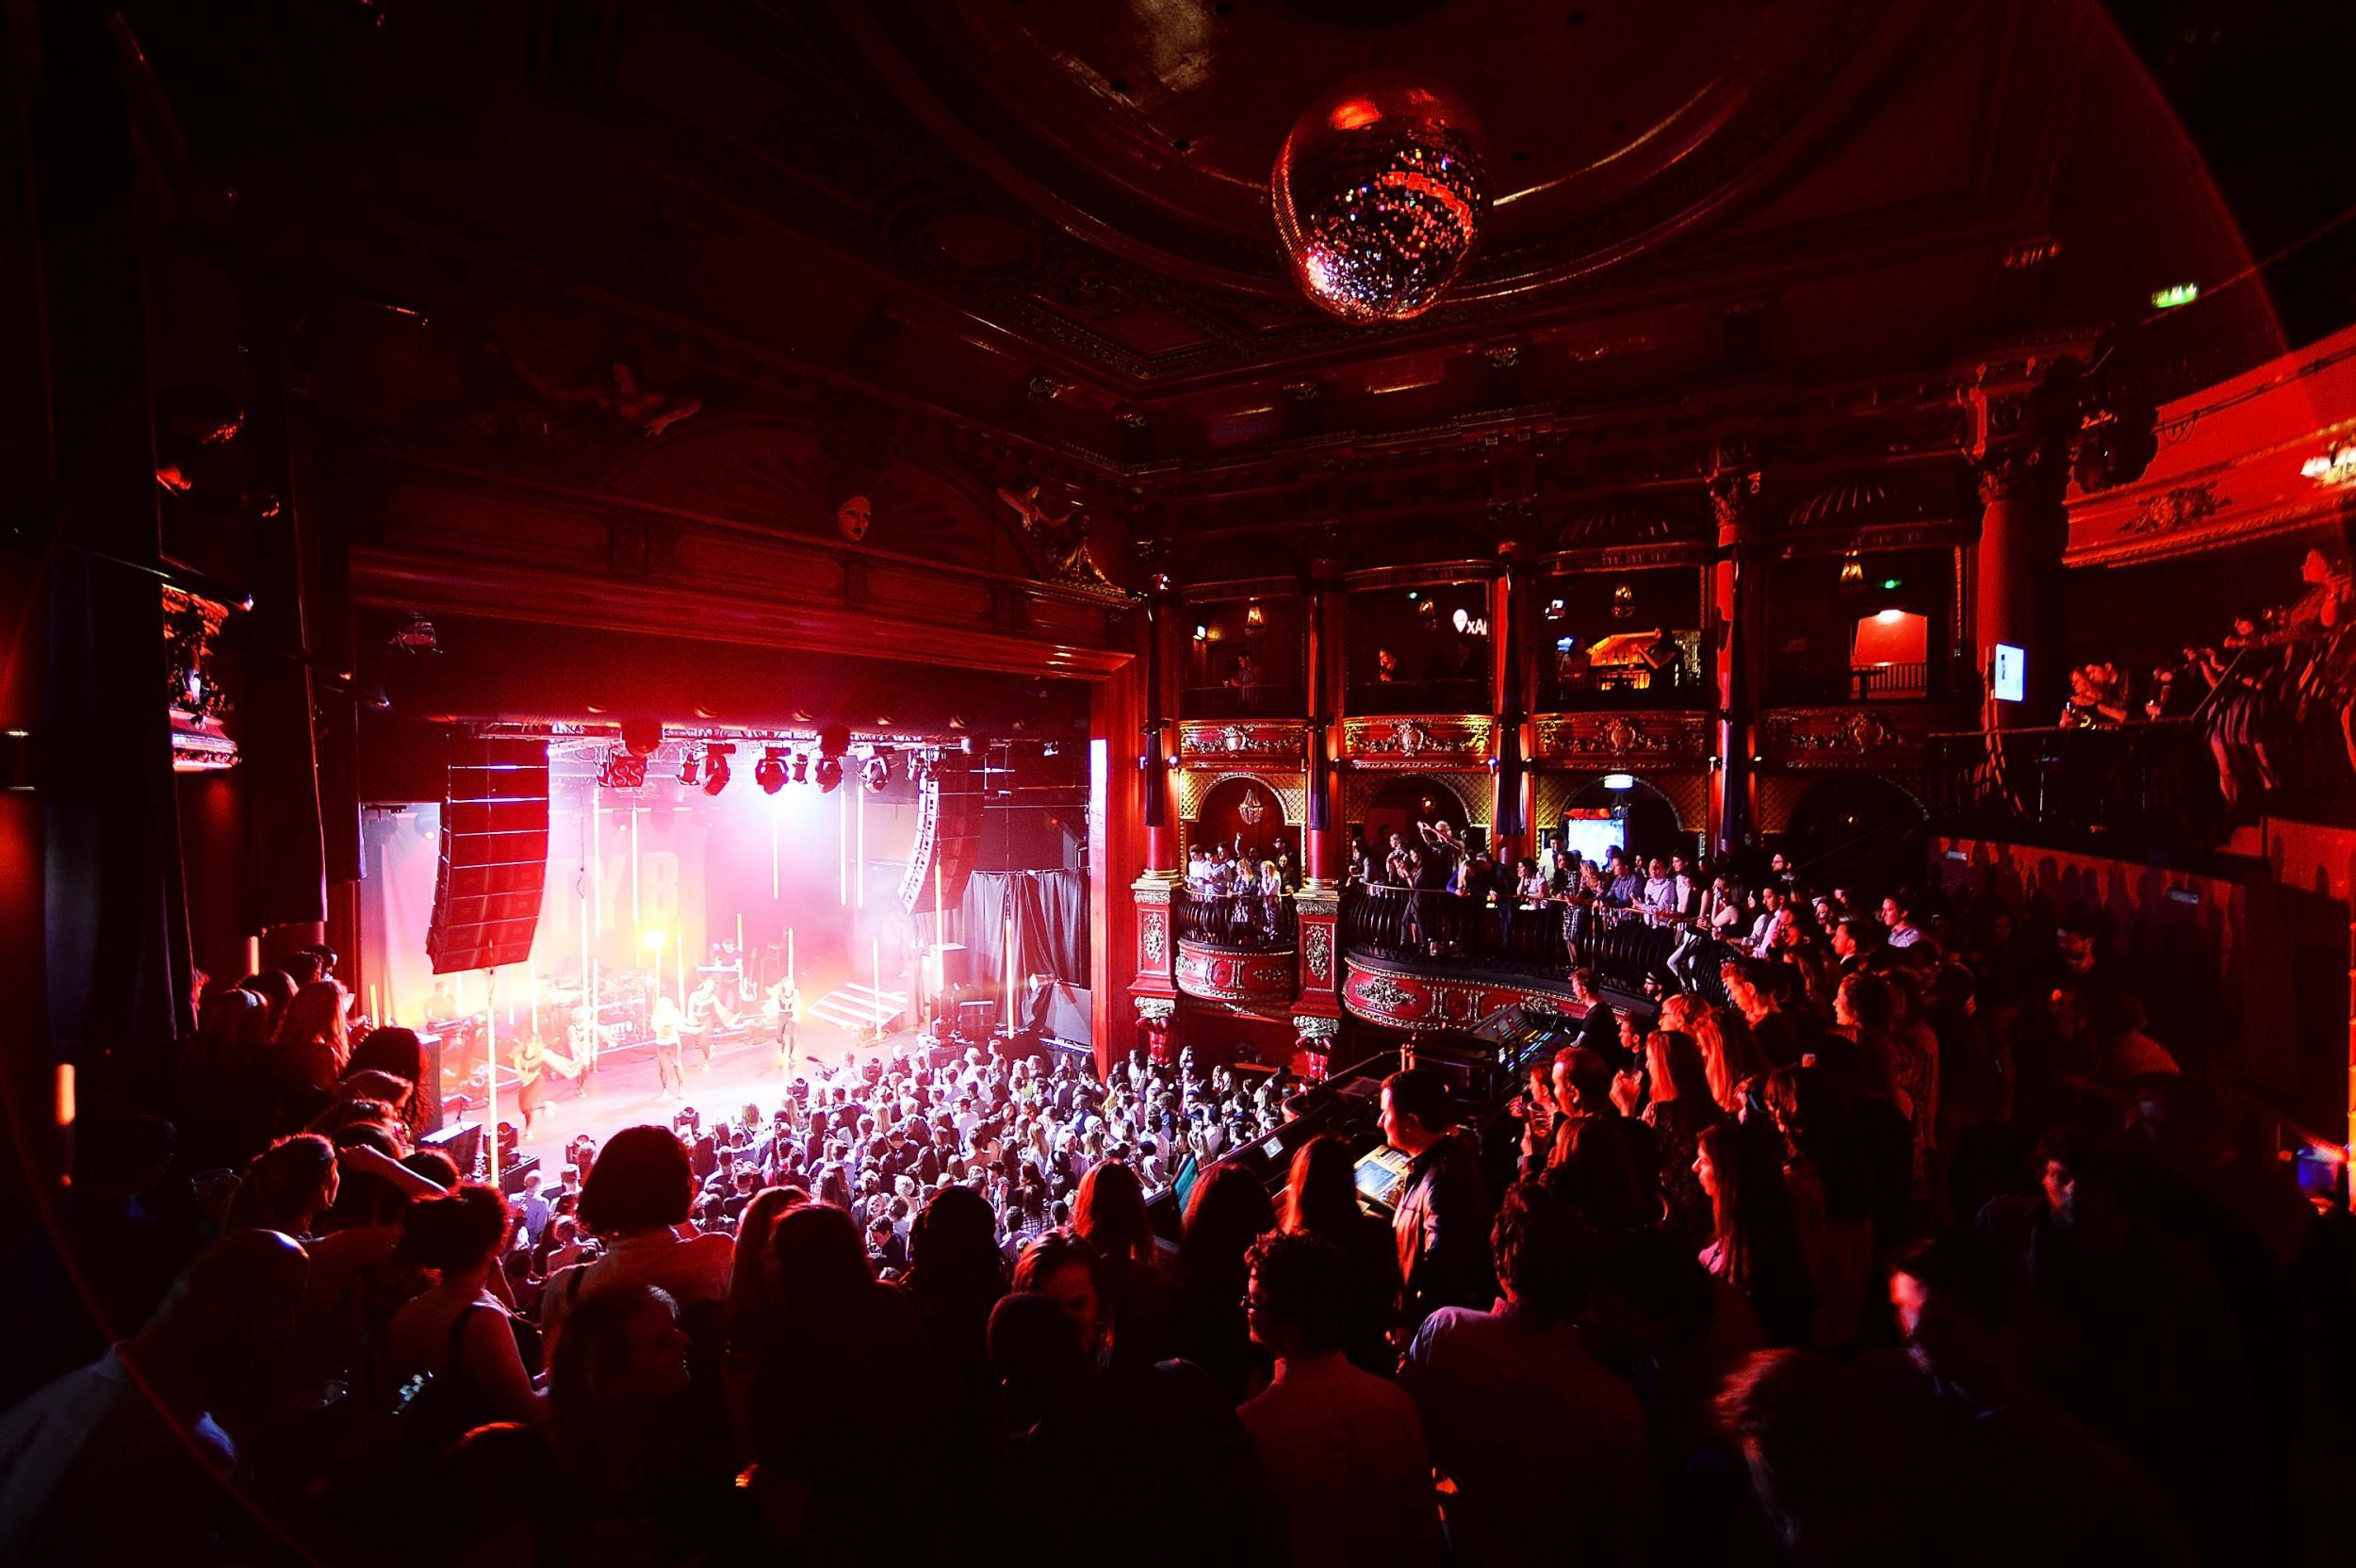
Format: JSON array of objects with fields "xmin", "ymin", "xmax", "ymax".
[{"xmin": 122, "ymin": 0, "xmax": 2280, "ymax": 571}]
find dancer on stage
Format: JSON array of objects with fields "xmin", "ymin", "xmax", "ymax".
[
  {"xmin": 650, "ymin": 992, "xmax": 685, "ymax": 1102},
  {"xmin": 771, "ymin": 972, "xmax": 800, "ymax": 1073},
  {"xmin": 686, "ymin": 974, "xmax": 721, "ymax": 1070}
]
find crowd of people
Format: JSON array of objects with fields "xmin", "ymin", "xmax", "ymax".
[{"xmin": 3, "ymin": 864, "xmax": 2351, "ymax": 1565}]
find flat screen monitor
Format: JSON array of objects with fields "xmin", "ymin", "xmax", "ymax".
[{"xmin": 1991, "ymin": 643, "xmax": 2025, "ymax": 704}]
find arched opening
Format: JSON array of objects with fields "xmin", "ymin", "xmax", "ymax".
[
  {"xmin": 1782, "ymin": 774, "xmax": 1929, "ymax": 895},
  {"xmin": 1360, "ymin": 774, "xmax": 1475, "ymax": 857},
  {"xmin": 1192, "ymin": 775, "xmax": 1298, "ymax": 867},
  {"xmin": 1555, "ymin": 775, "xmax": 1688, "ymax": 868}
]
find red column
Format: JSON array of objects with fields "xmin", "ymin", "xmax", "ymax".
[
  {"xmin": 1972, "ymin": 450, "xmax": 2068, "ymax": 715},
  {"xmin": 1709, "ymin": 459, "xmax": 1763, "ymax": 858}
]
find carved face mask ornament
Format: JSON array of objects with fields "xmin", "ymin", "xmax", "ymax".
[{"xmin": 836, "ymin": 495, "xmax": 873, "ymax": 544}]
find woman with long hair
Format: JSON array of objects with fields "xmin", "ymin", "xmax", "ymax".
[
  {"xmin": 1659, "ymin": 992, "xmax": 1760, "ymax": 1118},
  {"xmin": 1694, "ymin": 1122, "xmax": 1814, "ymax": 1348},
  {"xmin": 900, "ymin": 1184, "xmax": 1010, "ymax": 1413},
  {"xmin": 274, "ymin": 980, "xmax": 352, "ymax": 1124},
  {"xmin": 1762, "ymin": 1067, "xmax": 1876, "ymax": 1350},
  {"xmin": 1171, "ymin": 1163, "xmax": 1277, "ymax": 1402},
  {"xmin": 1636, "ymin": 1029, "xmax": 1732, "ymax": 1251},
  {"xmin": 747, "ymin": 1204, "xmax": 948, "ymax": 1554},
  {"xmin": 1280, "ymin": 1135, "xmax": 1400, "ymax": 1369},
  {"xmin": 1072, "ymin": 1160, "xmax": 1176, "ymax": 1367}
]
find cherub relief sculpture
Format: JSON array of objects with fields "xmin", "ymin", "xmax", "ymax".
[
  {"xmin": 489, "ymin": 340, "xmax": 704, "ymax": 439},
  {"xmin": 996, "ymin": 482, "xmax": 1116, "ymax": 590}
]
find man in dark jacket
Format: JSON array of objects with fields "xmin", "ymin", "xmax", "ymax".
[{"xmin": 1382, "ymin": 1068, "xmax": 1494, "ymax": 1333}]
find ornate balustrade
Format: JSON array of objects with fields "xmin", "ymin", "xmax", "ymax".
[
  {"xmin": 1337, "ymin": 885, "xmax": 1688, "ymax": 1000},
  {"xmin": 1172, "ymin": 890, "xmax": 1300, "ymax": 1006}
]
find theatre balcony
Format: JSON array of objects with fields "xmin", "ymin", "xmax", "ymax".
[
  {"xmin": 1336, "ymin": 886, "xmax": 1688, "ymax": 1031},
  {"xmin": 1171, "ymin": 890, "xmax": 1299, "ymax": 1007}
]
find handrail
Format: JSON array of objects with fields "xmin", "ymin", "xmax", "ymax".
[
  {"xmin": 1927, "ymin": 720, "xmax": 2228, "ymax": 849},
  {"xmin": 1174, "ymin": 888, "xmax": 1299, "ymax": 952},
  {"xmin": 1339, "ymin": 884, "xmax": 1714, "ymax": 1003}
]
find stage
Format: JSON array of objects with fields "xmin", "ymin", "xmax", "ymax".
[{"xmin": 477, "ymin": 1004, "xmax": 931, "ymax": 1184}]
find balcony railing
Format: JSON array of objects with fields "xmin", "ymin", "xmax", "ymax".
[
  {"xmin": 1174, "ymin": 888, "xmax": 1300, "ymax": 951},
  {"xmin": 1928, "ymin": 720, "xmax": 2230, "ymax": 849},
  {"xmin": 1339, "ymin": 885, "xmax": 1699, "ymax": 1001},
  {"xmin": 1347, "ymin": 675, "xmax": 1492, "ymax": 716}
]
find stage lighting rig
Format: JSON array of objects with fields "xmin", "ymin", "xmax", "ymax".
[
  {"xmin": 791, "ymin": 753, "xmax": 810, "ymax": 786},
  {"xmin": 597, "ymin": 747, "xmax": 647, "ymax": 791},
  {"xmin": 861, "ymin": 756, "xmax": 890, "ymax": 793},
  {"xmin": 754, "ymin": 747, "xmax": 788, "ymax": 794},
  {"xmin": 620, "ymin": 718, "xmax": 663, "ymax": 758},
  {"xmin": 678, "ymin": 753, "xmax": 699, "ymax": 787},
  {"xmin": 701, "ymin": 743, "xmax": 734, "ymax": 796},
  {"xmin": 815, "ymin": 756, "xmax": 843, "ymax": 794}
]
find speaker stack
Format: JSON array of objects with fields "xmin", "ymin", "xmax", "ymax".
[
  {"xmin": 899, "ymin": 751, "xmax": 983, "ymax": 914},
  {"xmin": 427, "ymin": 734, "xmax": 550, "ymax": 974}
]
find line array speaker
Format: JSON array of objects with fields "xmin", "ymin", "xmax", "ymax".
[
  {"xmin": 427, "ymin": 734, "xmax": 549, "ymax": 974},
  {"xmin": 900, "ymin": 752, "xmax": 983, "ymax": 914}
]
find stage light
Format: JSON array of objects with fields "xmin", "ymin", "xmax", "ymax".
[
  {"xmin": 701, "ymin": 743, "xmax": 733, "ymax": 796},
  {"xmin": 816, "ymin": 757, "xmax": 843, "ymax": 794},
  {"xmin": 644, "ymin": 928, "xmax": 666, "ymax": 952},
  {"xmin": 862, "ymin": 756, "xmax": 891, "ymax": 793},
  {"xmin": 2150, "ymin": 281, "xmax": 2199, "ymax": 310},
  {"xmin": 754, "ymin": 747, "xmax": 788, "ymax": 794},
  {"xmin": 791, "ymin": 753, "xmax": 810, "ymax": 786},
  {"xmin": 679, "ymin": 753, "xmax": 700, "ymax": 787},
  {"xmin": 620, "ymin": 718, "xmax": 663, "ymax": 757},
  {"xmin": 597, "ymin": 747, "xmax": 647, "ymax": 790}
]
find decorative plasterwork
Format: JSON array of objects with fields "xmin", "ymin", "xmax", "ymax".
[
  {"xmin": 1176, "ymin": 939, "xmax": 1299, "ymax": 1005},
  {"xmin": 1341, "ymin": 953, "xmax": 1581, "ymax": 1030},
  {"xmin": 1292, "ymin": 1014, "xmax": 1341, "ymax": 1041},
  {"xmin": 1531, "ymin": 710, "xmax": 1710, "ymax": 766},
  {"xmin": 1134, "ymin": 995, "xmax": 1177, "ymax": 1022},
  {"xmin": 1301, "ymin": 923, "xmax": 1334, "ymax": 984},
  {"xmin": 1340, "ymin": 713, "xmax": 1494, "ymax": 767},
  {"xmin": 1177, "ymin": 720, "xmax": 1311, "ymax": 764},
  {"xmin": 1759, "ymin": 705, "xmax": 1947, "ymax": 768}
]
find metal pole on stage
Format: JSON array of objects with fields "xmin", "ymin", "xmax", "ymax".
[{"xmin": 483, "ymin": 970, "xmax": 499, "ymax": 1187}]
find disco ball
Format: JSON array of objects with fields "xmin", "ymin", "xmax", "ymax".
[{"xmin": 1271, "ymin": 73, "xmax": 1492, "ymax": 324}]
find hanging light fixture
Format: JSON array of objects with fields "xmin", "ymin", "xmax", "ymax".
[
  {"xmin": 700, "ymin": 743, "xmax": 733, "ymax": 797},
  {"xmin": 1272, "ymin": 73, "xmax": 1492, "ymax": 323},
  {"xmin": 754, "ymin": 748, "xmax": 788, "ymax": 795}
]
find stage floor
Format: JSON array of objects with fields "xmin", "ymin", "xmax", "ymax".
[{"xmin": 489, "ymin": 1013, "xmax": 924, "ymax": 1181}]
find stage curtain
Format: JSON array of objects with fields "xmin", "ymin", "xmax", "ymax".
[
  {"xmin": 1012, "ymin": 868, "xmax": 1088, "ymax": 987},
  {"xmin": 951, "ymin": 868, "xmax": 1088, "ymax": 997}
]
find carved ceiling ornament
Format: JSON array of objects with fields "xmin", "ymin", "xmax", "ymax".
[{"xmin": 2120, "ymin": 480, "xmax": 2224, "ymax": 538}]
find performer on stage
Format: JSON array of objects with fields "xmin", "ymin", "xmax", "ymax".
[
  {"xmin": 686, "ymin": 975, "xmax": 720, "ymax": 1070},
  {"xmin": 512, "ymin": 1033, "xmax": 550, "ymax": 1135},
  {"xmin": 650, "ymin": 993, "xmax": 685, "ymax": 1102},
  {"xmin": 774, "ymin": 975, "xmax": 803, "ymax": 1068}
]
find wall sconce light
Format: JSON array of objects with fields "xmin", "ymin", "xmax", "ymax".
[
  {"xmin": 1244, "ymin": 600, "xmax": 1266, "ymax": 632},
  {"xmin": 1193, "ymin": 623, "xmax": 1209, "ymax": 642},
  {"xmin": 1611, "ymin": 583, "xmax": 1634, "ymax": 620},
  {"xmin": 1839, "ymin": 552, "xmax": 1865, "ymax": 586},
  {"xmin": 1417, "ymin": 597, "xmax": 1440, "ymax": 630}
]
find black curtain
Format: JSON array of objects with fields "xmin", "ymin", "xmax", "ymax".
[{"xmin": 952, "ymin": 868, "xmax": 1088, "ymax": 989}]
